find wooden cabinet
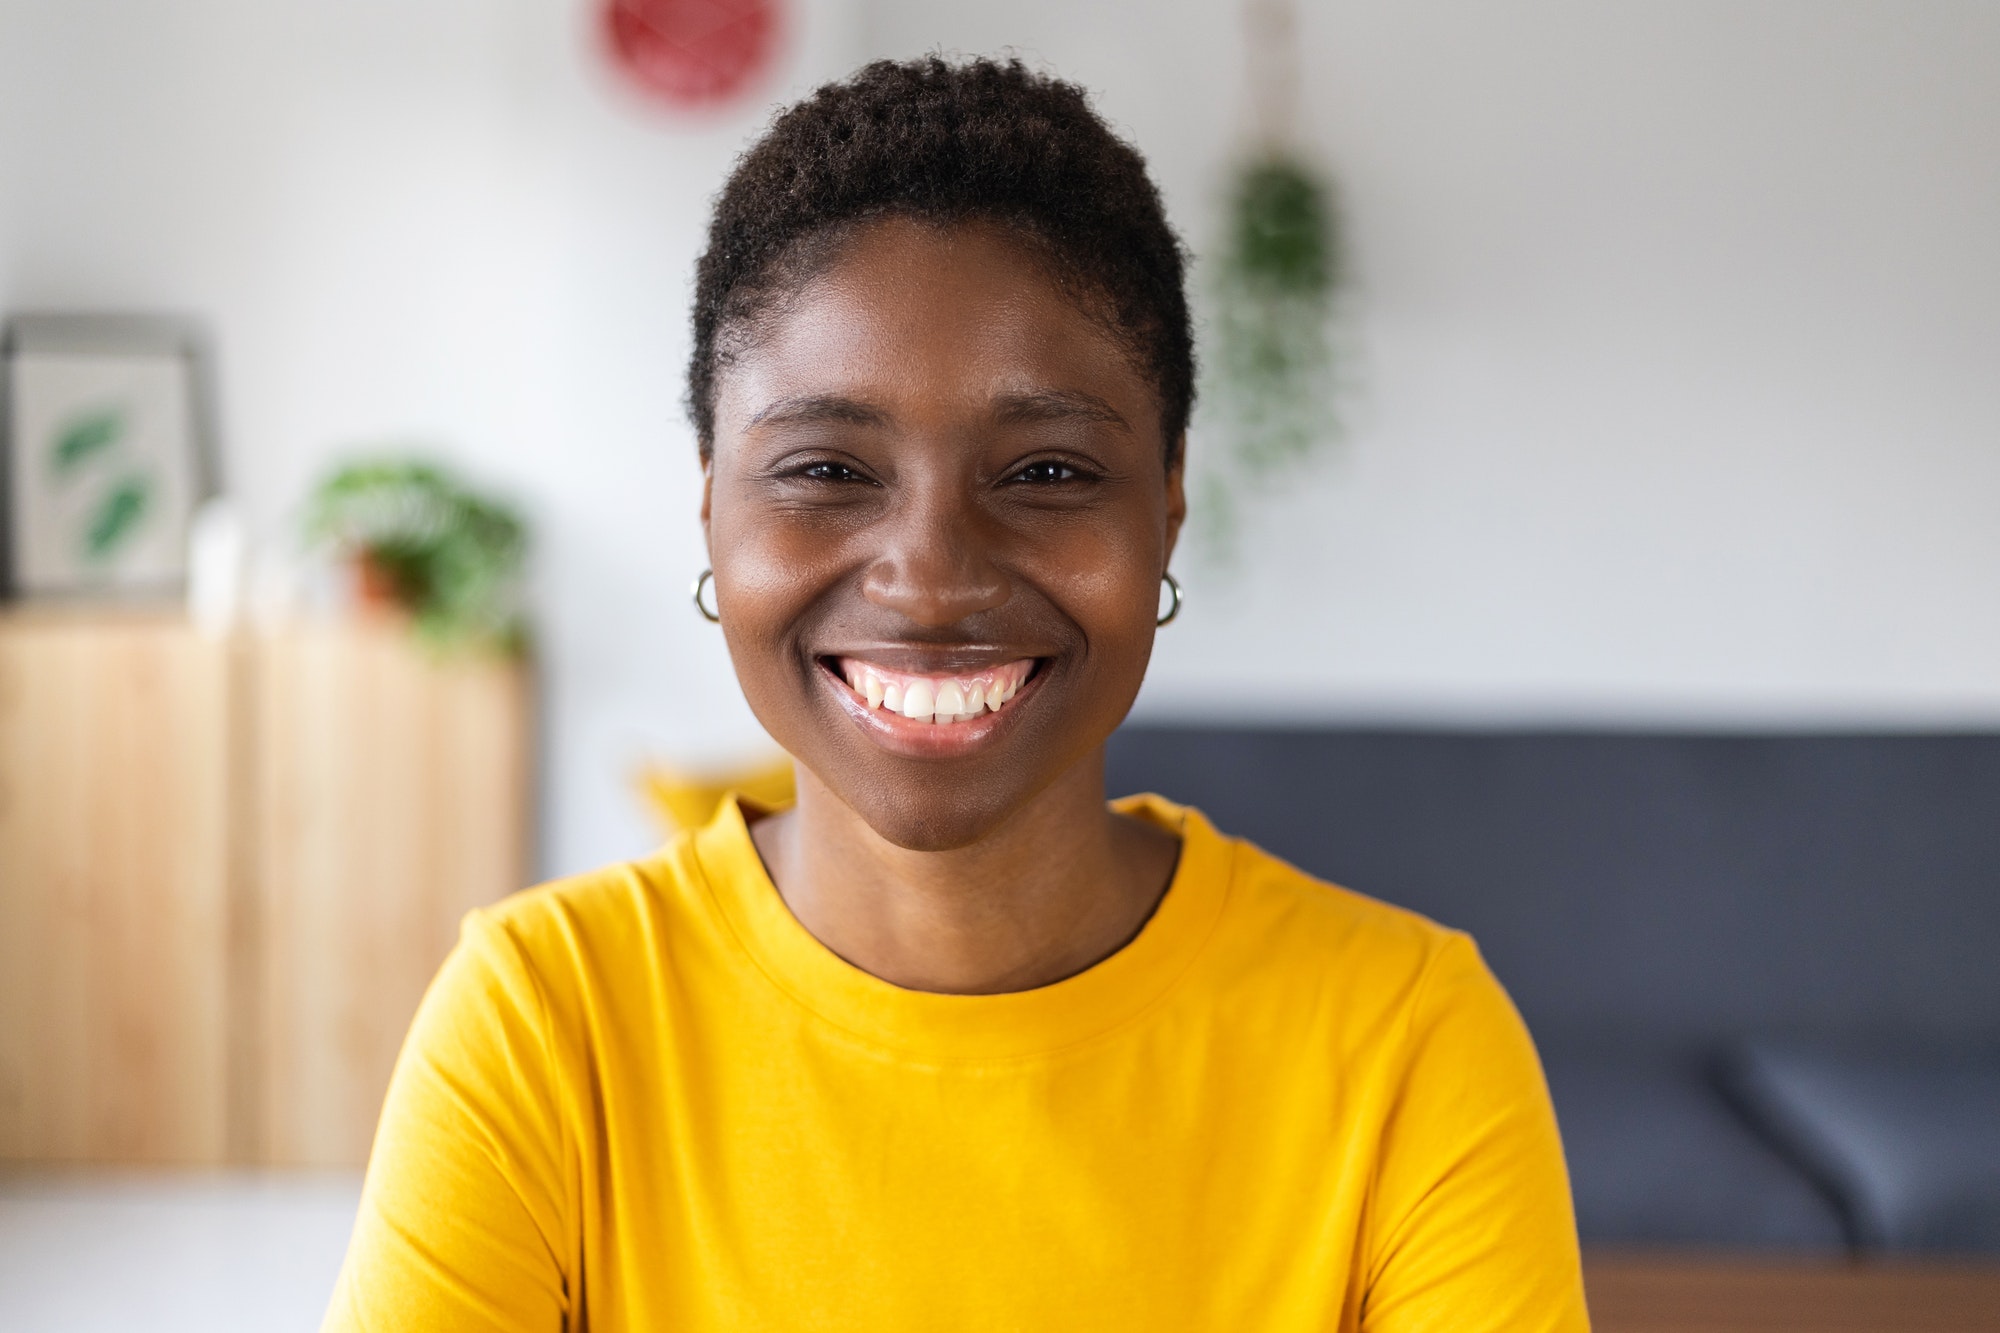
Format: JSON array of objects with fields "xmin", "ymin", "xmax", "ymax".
[
  {"xmin": 0, "ymin": 610, "xmax": 532, "ymax": 1167},
  {"xmin": 0, "ymin": 614, "xmax": 237, "ymax": 1163},
  {"xmin": 252, "ymin": 622, "xmax": 532, "ymax": 1167}
]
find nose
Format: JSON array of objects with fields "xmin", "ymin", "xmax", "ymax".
[{"xmin": 859, "ymin": 480, "xmax": 1010, "ymax": 628}]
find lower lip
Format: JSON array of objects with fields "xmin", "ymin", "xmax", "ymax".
[{"xmin": 818, "ymin": 660, "xmax": 1045, "ymax": 758}]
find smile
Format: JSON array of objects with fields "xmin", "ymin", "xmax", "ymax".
[{"xmin": 832, "ymin": 657, "xmax": 1036, "ymax": 725}]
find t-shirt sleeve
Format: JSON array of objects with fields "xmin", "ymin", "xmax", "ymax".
[
  {"xmin": 1360, "ymin": 932, "xmax": 1591, "ymax": 1333},
  {"xmin": 322, "ymin": 909, "xmax": 574, "ymax": 1333}
]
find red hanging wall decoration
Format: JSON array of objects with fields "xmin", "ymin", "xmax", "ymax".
[{"xmin": 600, "ymin": 0, "xmax": 782, "ymax": 109}]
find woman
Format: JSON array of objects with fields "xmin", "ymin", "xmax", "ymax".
[{"xmin": 326, "ymin": 58, "xmax": 1587, "ymax": 1332}]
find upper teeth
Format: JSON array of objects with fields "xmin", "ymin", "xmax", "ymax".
[{"xmin": 837, "ymin": 658, "xmax": 1032, "ymax": 725}]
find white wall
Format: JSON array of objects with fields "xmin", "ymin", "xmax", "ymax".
[{"xmin": 4, "ymin": 1, "xmax": 1998, "ymax": 875}]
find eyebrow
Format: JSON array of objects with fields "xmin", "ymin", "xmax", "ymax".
[
  {"xmin": 744, "ymin": 388, "xmax": 1133, "ymax": 433},
  {"xmin": 992, "ymin": 389, "xmax": 1132, "ymax": 432},
  {"xmin": 747, "ymin": 395, "xmax": 893, "ymax": 429}
]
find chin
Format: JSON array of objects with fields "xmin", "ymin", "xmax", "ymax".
[{"xmin": 835, "ymin": 775, "xmax": 1043, "ymax": 852}]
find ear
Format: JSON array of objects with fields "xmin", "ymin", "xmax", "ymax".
[
  {"xmin": 1162, "ymin": 438, "xmax": 1188, "ymax": 567},
  {"xmin": 699, "ymin": 455, "xmax": 714, "ymax": 556}
]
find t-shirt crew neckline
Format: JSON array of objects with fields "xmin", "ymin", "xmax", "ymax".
[{"xmin": 689, "ymin": 793, "xmax": 1235, "ymax": 1063}]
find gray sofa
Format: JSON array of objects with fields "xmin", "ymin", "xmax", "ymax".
[{"xmin": 1105, "ymin": 727, "xmax": 2000, "ymax": 1255}]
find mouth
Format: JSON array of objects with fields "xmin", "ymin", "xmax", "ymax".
[{"xmin": 816, "ymin": 653, "xmax": 1045, "ymax": 756}]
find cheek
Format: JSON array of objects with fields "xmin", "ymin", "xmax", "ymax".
[
  {"xmin": 709, "ymin": 520, "xmax": 831, "ymax": 749},
  {"xmin": 706, "ymin": 486, "xmax": 832, "ymax": 667},
  {"xmin": 1066, "ymin": 556, "xmax": 1152, "ymax": 637},
  {"xmin": 1030, "ymin": 518, "xmax": 1163, "ymax": 677}
]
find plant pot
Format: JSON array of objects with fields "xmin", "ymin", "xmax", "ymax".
[{"xmin": 351, "ymin": 551, "xmax": 407, "ymax": 616}]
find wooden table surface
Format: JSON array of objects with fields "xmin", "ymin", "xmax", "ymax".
[{"xmin": 1585, "ymin": 1255, "xmax": 2000, "ymax": 1333}]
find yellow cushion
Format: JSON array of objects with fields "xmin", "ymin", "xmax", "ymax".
[{"xmin": 637, "ymin": 757, "xmax": 795, "ymax": 835}]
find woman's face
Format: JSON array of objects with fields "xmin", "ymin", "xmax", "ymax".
[{"xmin": 704, "ymin": 217, "xmax": 1184, "ymax": 851}]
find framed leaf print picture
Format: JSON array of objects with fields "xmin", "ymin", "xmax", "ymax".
[{"xmin": 1, "ymin": 314, "xmax": 219, "ymax": 598}]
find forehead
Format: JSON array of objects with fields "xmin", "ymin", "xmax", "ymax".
[{"xmin": 711, "ymin": 218, "xmax": 1162, "ymax": 439}]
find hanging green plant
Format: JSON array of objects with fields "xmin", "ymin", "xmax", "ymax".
[
  {"xmin": 1200, "ymin": 151, "xmax": 1343, "ymax": 554},
  {"xmin": 304, "ymin": 457, "xmax": 529, "ymax": 655}
]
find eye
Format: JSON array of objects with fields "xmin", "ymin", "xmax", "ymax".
[
  {"xmin": 799, "ymin": 460, "xmax": 868, "ymax": 483},
  {"xmin": 1010, "ymin": 459, "xmax": 1086, "ymax": 485}
]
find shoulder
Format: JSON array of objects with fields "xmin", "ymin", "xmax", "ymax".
[
  {"xmin": 1135, "ymin": 795, "xmax": 1500, "ymax": 1032},
  {"xmin": 457, "ymin": 831, "xmax": 721, "ymax": 1011},
  {"xmin": 1227, "ymin": 822, "xmax": 1457, "ymax": 961},
  {"xmin": 1245, "ymin": 829, "xmax": 1492, "ymax": 1012},
  {"xmin": 1166, "ymin": 798, "xmax": 1465, "ymax": 962},
  {"xmin": 474, "ymin": 853, "xmax": 663, "ymax": 951},
  {"xmin": 1176, "ymin": 803, "xmax": 1556, "ymax": 1127}
]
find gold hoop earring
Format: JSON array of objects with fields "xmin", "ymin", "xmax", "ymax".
[
  {"xmin": 692, "ymin": 568, "xmax": 721, "ymax": 623},
  {"xmin": 1157, "ymin": 571, "xmax": 1183, "ymax": 627}
]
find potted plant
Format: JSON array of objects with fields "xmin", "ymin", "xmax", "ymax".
[
  {"xmin": 1199, "ymin": 0, "xmax": 1345, "ymax": 556},
  {"xmin": 304, "ymin": 458, "xmax": 528, "ymax": 654}
]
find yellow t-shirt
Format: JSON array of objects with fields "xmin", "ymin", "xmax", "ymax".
[{"xmin": 325, "ymin": 796, "xmax": 1588, "ymax": 1332}]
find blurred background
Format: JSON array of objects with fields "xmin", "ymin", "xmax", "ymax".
[{"xmin": 2, "ymin": 1, "xmax": 1997, "ymax": 1329}]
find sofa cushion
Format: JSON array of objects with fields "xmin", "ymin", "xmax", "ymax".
[
  {"xmin": 1541, "ymin": 1051, "xmax": 1846, "ymax": 1251},
  {"xmin": 1721, "ymin": 1043, "xmax": 2000, "ymax": 1255}
]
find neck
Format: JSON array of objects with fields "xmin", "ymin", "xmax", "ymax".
[{"xmin": 749, "ymin": 754, "xmax": 1178, "ymax": 995}]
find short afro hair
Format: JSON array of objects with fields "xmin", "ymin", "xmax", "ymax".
[{"xmin": 688, "ymin": 56, "xmax": 1194, "ymax": 465}]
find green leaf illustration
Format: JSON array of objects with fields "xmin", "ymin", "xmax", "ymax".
[
  {"xmin": 83, "ymin": 473, "xmax": 152, "ymax": 561},
  {"xmin": 50, "ymin": 405, "xmax": 126, "ymax": 478}
]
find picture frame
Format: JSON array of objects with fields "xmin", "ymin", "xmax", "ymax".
[{"xmin": 1, "ymin": 313, "xmax": 221, "ymax": 599}]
